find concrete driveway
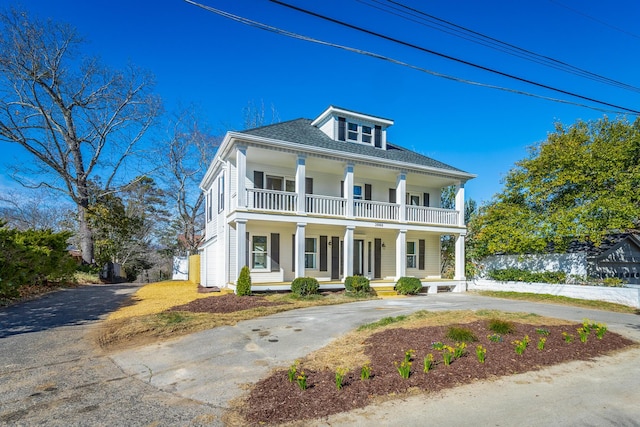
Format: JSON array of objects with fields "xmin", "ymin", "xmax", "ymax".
[{"xmin": 111, "ymin": 293, "xmax": 640, "ymax": 426}]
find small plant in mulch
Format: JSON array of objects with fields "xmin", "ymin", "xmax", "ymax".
[
  {"xmin": 423, "ymin": 354, "xmax": 435, "ymax": 372},
  {"xmin": 488, "ymin": 318, "xmax": 516, "ymax": 334},
  {"xmin": 360, "ymin": 363, "xmax": 371, "ymax": 380},
  {"xmin": 453, "ymin": 342, "xmax": 467, "ymax": 358},
  {"xmin": 287, "ymin": 361, "xmax": 298, "ymax": 382},
  {"xmin": 537, "ymin": 337, "xmax": 547, "ymax": 350},
  {"xmin": 595, "ymin": 323, "xmax": 608, "ymax": 339},
  {"xmin": 431, "ymin": 341, "xmax": 445, "ymax": 350},
  {"xmin": 296, "ymin": 371, "xmax": 307, "ymax": 390},
  {"xmin": 442, "ymin": 346, "xmax": 454, "ymax": 366},
  {"xmin": 335, "ymin": 367, "xmax": 347, "ymax": 390},
  {"xmin": 512, "ymin": 335, "xmax": 530, "ymax": 355},
  {"xmin": 446, "ymin": 326, "xmax": 477, "ymax": 342},
  {"xmin": 536, "ymin": 328, "xmax": 550, "ymax": 336},
  {"xmin": 577, "ymin": 327, "xmax": 589, "ymax": 343},
  {"xmin": 562, "ymin": 332, "xmax": 574, "ymax": 343},
  {"xmin": 395, "ymin": 360, "xmax": 411, "ymax": 379},
  {"xmin": 487, "ymin": 333, "xmax": 503, "ymax": 343},
  {"xmin": 476, "ymin": 345, "xmax": 487, "ymax": 363}
]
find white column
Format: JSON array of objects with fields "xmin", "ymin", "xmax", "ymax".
[
  {"xmin": 235, "ymin": 219, "xmax": 247, "ymax": 281},
  {"xmin": 397, "ymin": 172, "xmax": 406, "ymax": 222},
  {"xmin": 343, "ymin": 226, "xmax": 355, "ymax": 277},
  {"xmin": 295, "ymin": 223, "xmax": 306, "ymax": 278},
  {"xmin": 395, "ymin": 229, "xmax": 407, "ymax": 279},
  {"xmin": 236, "ymin": 145, "xmax": 247, "ymax": 209},
  {"xmin": 455, "ymin": 182, "xmax": 465, "ymax": 226},
  {"xmin": 454, "ymin": 233, "xmax": 466, "ymax": 282},
  {"xmin": 344, "ymin": 163, "xmax": 354, "ymax": 219},
  {"xmin": 295, "ymin": 155, "xmax": 306, "ymax": 214}
]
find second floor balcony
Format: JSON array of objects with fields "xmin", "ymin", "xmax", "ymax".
[{"xmin": 244, "ymin": 188, "xmax": 460, "ymax": 227}]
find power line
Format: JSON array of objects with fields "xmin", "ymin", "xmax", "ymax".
[
  {"xmin": 359, "ymin": 0, "xmax": 640, "ymax": 93},
  {"xmin": 183, "ymin": 0, "xmax": 639, "ymax": 115},
  {"xmin": 269, "ymin": 0, "xmax": 640, "ymax": 115},
  {"xmin": 550, "ymin": 0, "xmax": 640, "ymax": 40}
]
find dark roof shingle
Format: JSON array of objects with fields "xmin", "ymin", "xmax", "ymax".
[{"xmin": 241, "ymin": 118, "xmax": 467, "ymax": 173}]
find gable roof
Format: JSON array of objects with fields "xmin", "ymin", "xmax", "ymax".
[{"xmin": 241, "ymin": 118, "xmax": 469, "ymax": 174}]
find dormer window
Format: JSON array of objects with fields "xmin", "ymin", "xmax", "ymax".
[
  {"xmin": 312, "ymin": 106, "xmax": 393, "ymax": 150},
  {"xmin": 342, "ymin": 120, "xmax": 377, "ymax": 146}
]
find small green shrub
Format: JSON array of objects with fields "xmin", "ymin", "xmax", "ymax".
[
  {"xmin": 488, "ymin": 318, "xmax": 516, "ymax": 334},
  {"xmin": 487, "ymin": 268, "xmax": 566, "ymax": 284},
  {"xmin": 446, "ymin": 326, "xmax": 477, "ymax": 342},
  {"xmin": 236, "ymin": 265, "xmax": 252, "ymax": 296},
  {"xmin": 291, "ymin": 277, "xmax": 319, "ymax": 296},
  {"xmin": 344, "ymin": 275, "xmax": 371, "ymax": 293},
  {"xmin": 357, "ymin": 315, "xmax": 407, "ymax": 331},
  {"xmin": 395, "ymin": 277, "xmax": 422, "ymax": 295},
  {"xmin": 602, "ymin": 277, "xmax": 625, "ymax": 287}
]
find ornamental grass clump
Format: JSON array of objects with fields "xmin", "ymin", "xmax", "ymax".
[
  {"xmin": 488, "ymin": 318, "xmax": 515, "ymax": 334},
  {"xmin": 446, "ymin": 326, "xmax": 477, "ymax": 342}
]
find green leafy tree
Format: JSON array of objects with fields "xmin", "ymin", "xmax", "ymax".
[
  {"xmin": 440, "ymin": 186, "xmax": 477, "ymax": 277},
  {"xmin": 469, "ymin": 117, "xmax": 640, "ymax": 258}
]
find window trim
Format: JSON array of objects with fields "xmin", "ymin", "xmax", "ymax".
[
  {"xmin": 251, "ymin": 235, "xmax": 269, "ymax": 270},
  {"xmin": 305, "ymin": 237, "xmax": 318, "ymax": 269},
  {"xmin": 406, "ymin": 241, "xmax": 417, "ymax": 269},
  {"xmin": 217, "ymin": 173, "xmax": 225, "ymax": 213}
]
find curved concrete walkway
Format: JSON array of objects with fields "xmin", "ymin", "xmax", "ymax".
[{"xmin": 111, "ymin": 293, "xmax": 640, "ymax": 426}]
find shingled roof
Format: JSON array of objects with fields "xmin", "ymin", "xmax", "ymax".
[{"xmin": 241, "ymin": 118, "xmax": 468, "ymax": 174}]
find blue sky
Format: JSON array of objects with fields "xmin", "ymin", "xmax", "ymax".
[{"xmin": 2, "ymin": 0, "xmax": 639, "ymax": 204}]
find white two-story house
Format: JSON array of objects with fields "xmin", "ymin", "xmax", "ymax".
[{"xmin": 199, "ymin": 106, "xmax": 475, "ymax": 291}]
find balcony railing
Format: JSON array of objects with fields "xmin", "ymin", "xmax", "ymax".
[
  {"xmin": 247, "ymin": 188, "xmax": 297, "ymax": 212},
  {"xmin": 245, "ymin": 189, "xmax": 460, "ymax": 227},
  {"xmin": 406, "ymin": 205, "xmax": 459, "ymax": 226},
  {"xmin": 306, "ymin": 194, "xmax": 345, "ymax": 216},
  {"xmin": 354, "ymin": 200, "xmax": 399, "ymax": 221}
]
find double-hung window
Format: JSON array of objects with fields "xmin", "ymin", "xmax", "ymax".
[
  {"xmin": 252, "ymin": 236, "xmax": 268, "ymax": 269},
  {"xmin": 406, "ymin": 241, "xmax": 417, "ymax": 269},
  {"xmin": 305, "ymin": 237, "xmax": 317, "ymax": 269},
  {"xmin": 217, "ymin": 174, "xmax": 225, "ymax": 212}
]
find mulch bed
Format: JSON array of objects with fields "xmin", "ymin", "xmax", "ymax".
[
  {"xmin": 168, "ymin": 293, "xmax": 289, "ymax": 314},
  {"xmin": 241, "ymin": 321, "xmax": 635, "ymax": 425}
]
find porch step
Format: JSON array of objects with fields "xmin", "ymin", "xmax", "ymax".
[{"xmin": 373, "ymin": 286, "xmax": 403, "ymax": 298}]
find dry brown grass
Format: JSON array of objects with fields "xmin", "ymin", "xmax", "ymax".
[{"xmin": 96, "ymin": 285, "xmax": 375, "ymax": 351}]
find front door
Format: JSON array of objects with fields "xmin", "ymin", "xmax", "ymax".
[
  {"xmin": 374, "ymin": 238, "xmax": 382, "ymax": 279},
  {"xmin": 354, "ymin": 239, "xmax": 365, "ymax": 276}
]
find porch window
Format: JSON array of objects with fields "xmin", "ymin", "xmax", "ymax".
[
  {"xmin": 406, "ymin": 241, "xmax": 417, "ymax": 269},
  {"xmin": 305, "ymin": 237, "xmax": 317, "ymax": 269},
  {"xmin": 252, "ymin": 236, "xmax": 268, "ymax": 269}
]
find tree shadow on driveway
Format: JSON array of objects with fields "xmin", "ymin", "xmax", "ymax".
[{"xmin": 0, "ymin": 283, "xmax": 141, "ymax": 338}]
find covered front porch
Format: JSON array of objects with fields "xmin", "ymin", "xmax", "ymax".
[{"xmin": 227, "ymin": 278, "xmax": 466, "ymax": 294}]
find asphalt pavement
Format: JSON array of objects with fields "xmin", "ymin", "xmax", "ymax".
[{"xmin": 2, "ymin": 286, "xmax": 640, "ymax": 426}]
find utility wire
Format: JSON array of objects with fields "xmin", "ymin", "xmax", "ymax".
[
  {"xmin": 550, "ymin": 0, "xmax": 640, "ymax": 40},
  {"xmin": 360, "ymin": 0, "xmax": 640, "ymax": 93},
  {"xmin": 183, "ymin": 0, "xmax": 638, "ymax": 115},
  {"xmin": 269, "ymin": 0, "xmax": 639, "ymax": 115}
]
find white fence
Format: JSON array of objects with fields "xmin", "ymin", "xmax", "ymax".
[{"xmin": 468, "ymin": 278, "xmax": 640, "ymax": 308}]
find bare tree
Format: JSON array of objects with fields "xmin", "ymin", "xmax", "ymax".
[
  {"xmin": 243, "ymin": 99, "xmax": 280, "ymax": 129},
  {"xmin": 0, "ymin": 8, "xmax": 161, "ymax": 263},
  {"xmin": 156, "ymin": 108, "xmax": 220, "ymax": 255},
  {"xmin": 0, "ymin": 189, "xmax": 74, "ymax": 231}
]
